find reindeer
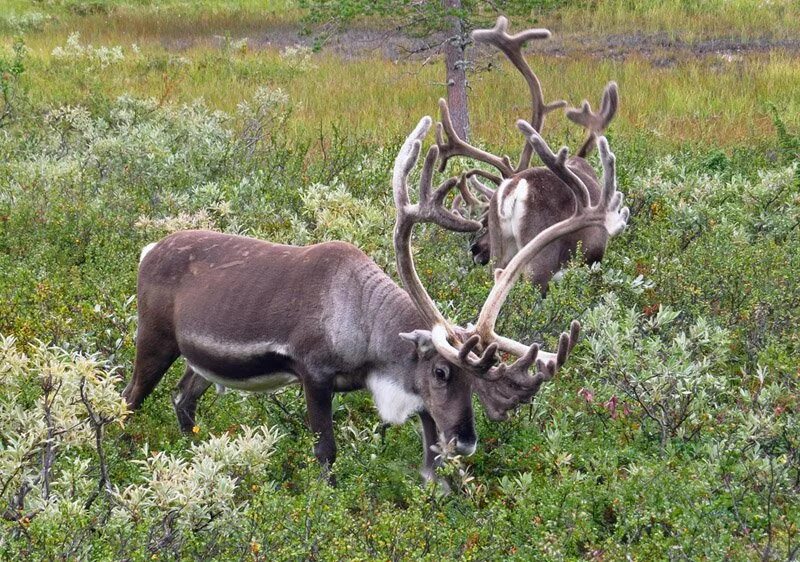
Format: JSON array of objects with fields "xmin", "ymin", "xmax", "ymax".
[
  {"xmin": 122, "ymin": 114, "xmax": 625, "ymax": 481},
  {"xmin": 437, "ymin": 17, "xmax": 626, "ymax": 292}
]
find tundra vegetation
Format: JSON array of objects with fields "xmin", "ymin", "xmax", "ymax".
[{"xmin": 1, "ymin": 1, "xmax": 799, "ymax": 560}]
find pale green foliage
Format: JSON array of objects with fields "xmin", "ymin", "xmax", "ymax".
[
  {"xmin": 0, "ymin": 332, "xmax": 284, "ymax": 551},
  {"xmin": 583, "ymin": 293, "xmax": 730, "ymax": 447},
  {"xmin": 2, "ymin": 11, "xmax": 50, "ymax": 33},
  {"xmin": 51, "ymin": 32, "xmax": 130, "ymax": 68},
  {"xmin": 287, "ymin": 181, "xmax": 393, "ymax": 267},
  {"xmin": 4, "ymin": 95, "xmax": 232, "ymax": 202},
  {"xmin": 112, "ymin": 426, "xmax": 281, "ymax": 533},
  {"xmin": 279, "ymin": 44, "xmax": 317, "ymax": 72},
  {"xmin": 0, "ymin": 335, "xmax": 126, "ymax": 524}
]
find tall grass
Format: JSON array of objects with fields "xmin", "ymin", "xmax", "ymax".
[
  {"xmin": 555, "ymin": 0, "xmax": 800, "ymax": 38},
  {"xmin": 3, "ymin": 0, "xmax": 799, "ymax": 40},
  {"xmin": 12, "ymin": 34, "xmax": 800, "ymax": 152}
]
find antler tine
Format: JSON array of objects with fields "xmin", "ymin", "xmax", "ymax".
[
  {"xmin": 430, "ymin": 324, "xmax": 500, "ymax": 375},
  {"xmin": 598, "ymin": 136, "xmax": 630, "ymax": 236},
  {"xmin": 393, "ymin": 117, "xmax": 483, "ymax": 335},
  {"xmin": 459, "ymin": 174, "xmax": 490, "ymax": 209},
  {"xmin": 474, "ymin": 320, "xmax": 581, "ymax": 420},
  {"xmin": 466, "ymin": 174, "xmax": 498, "ymax": 197},
  {"xmin": 472, "ymin": 16, "xmax": 568, "ymax": 173},
  {"xmin": 567, "ymin": 82, "xmax": 619, "ymax": 158},
  {"xmin": 436, "ymin": 98, "xmax": 515, "ymax": 178},
  {"xmin": 518, "ymin": 120, "xmax": 592, "ymax": 209}
]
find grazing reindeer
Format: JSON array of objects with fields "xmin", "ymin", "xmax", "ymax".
[
  {"xmin": 122, "ymin": 115, "xmax": 625, "ymax": 480},
  {"xmin": 437, "ymin": 16, "xmax": 626, "ymax": 292}
]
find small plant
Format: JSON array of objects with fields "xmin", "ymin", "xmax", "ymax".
[
  {"xmin": 280, "ymin": 44, "xmax": 317, "ymax": 72},
  {"xmin": 582, "ymin": 293, "xmax": 731, "ymax": 450},
  {"xmin": 0, "ymin": 38, "xmax": 26, "ymax": 127},
  {"xmin": 0, "ymin": 335, "xmax": 127, "ymax": 527},
  {"xmin": 112, "ymin": 426, "xmax": 282, "ymax": 537},
  {"xmin": 51, "ymin": 32, "xmax": 126, "ymax": 68}
]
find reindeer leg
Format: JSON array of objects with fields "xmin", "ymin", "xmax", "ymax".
[
  {"xmin": 122, "ymin": 326, "xmax": 179, "ymax": 410},
  {"xmin": 418, "ymin": 410, "xmax": 442, "ymax": 483},
  {"xmin": 303, "ymin": 380, "xmax": 337, "ymax": 482},
  {"xmin": 173, "ymin": 366, "xmax": 212, "ymax": 433}
]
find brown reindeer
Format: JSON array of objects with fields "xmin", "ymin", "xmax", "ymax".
[
  {"xmin": 439, "ymin": 16, "xmax": 627, "ymax": 292},
  {"xmin": 122, "ymin": 115, "xmax": 625, "ymax": 481}
]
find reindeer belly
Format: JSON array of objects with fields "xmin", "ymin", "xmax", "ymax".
[{"xmin": 178, "ymin": 334, "xmax": 300, "ymax": 392}]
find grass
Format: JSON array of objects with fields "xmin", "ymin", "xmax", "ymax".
[
  {"xmin": 3, "ymin": 0, "xmax": 799, "ymax": 155},
  {"xmin": 8, "ymin": 33, "xmax": 800, "ymax": 154},
  {"xmin": 554, "ymin": 0, "xmax": 800, "ymax": 39},
  {"xmin": 4, "ymin": 0, "xmax": 800, "ymax": 42}
]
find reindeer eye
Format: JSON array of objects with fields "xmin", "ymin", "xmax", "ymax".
[{"xmin": 433, "ymin": 366, "xmax": 450, "ymax": 383}]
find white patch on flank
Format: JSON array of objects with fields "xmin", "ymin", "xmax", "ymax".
[
  {"xmin": 184, "ymin": 334, "xmax": 291, "ymax": 360},
  {"xmin": 139, "ymin": 242, "xmax": 157, "ymax": 263},
  {"xmin": 498, "ymin": 178, "xmax": 528, "ymax": 241},
  {"xmin": 366, "ymin": 375, "xmax": 423, "ymax": 425},
  {"xmin": 510, "ymin": 179, "xmax": 529, "ymax": 241},
  {"xmin": 189, "ymin": 363, "xmax": 299, "ymax": 392}
]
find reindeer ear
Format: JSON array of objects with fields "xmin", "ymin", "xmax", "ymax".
[{"xmin": 399, "ymin": 330, "xmax": 436, "ymax": 360}]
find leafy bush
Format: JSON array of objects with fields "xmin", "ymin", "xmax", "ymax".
[{"xmin": 583, "ymin": 294, "xmax": 731, "ymax": 449}]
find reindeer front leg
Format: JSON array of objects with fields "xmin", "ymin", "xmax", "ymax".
[
  {"xmin": 418, "ymin": 410, "xmax": 442, "ymax": 482},
  {"xmin": 303, "ymin": 381, "xmax": 337, "ymax": 479}
]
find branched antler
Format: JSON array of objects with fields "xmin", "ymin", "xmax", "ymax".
[
  {"xmin": 394, "ymin": 118, "xmax": 588, "ymax": 417},
  {"xmin": 567, "ymin": 81, "xmax": 619, "ymax": 157},
  {"xmin": 393, "ymin": 116, "xmax": 483, "ymax": 336},
  {"xmin": 434, "ymin": 16, "xmax": 573, "ymax": 223},
  {"xmin": 472, "ymin": 122, "xmax": 628, "ymax": 359},
  {"xmin": 472, "ymin": 16, "xmax": 568, "ymax": 172},
  {"xmin": 451, "ymin": 174, "xmax": 494, "ymax": 219},
  {"xmin": 436, "ymin": 98, "xmax": 515, "ymax": 178}
]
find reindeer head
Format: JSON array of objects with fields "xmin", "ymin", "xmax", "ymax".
[
  {"xmin": 390, "ymin": 116, "xmax": 624, "ymax": 433},
  {"xmin": 469, "ymin": 219, "xmax": 491, "ymax": 266}
]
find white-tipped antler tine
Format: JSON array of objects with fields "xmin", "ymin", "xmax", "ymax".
[
  {"xmin": 393, "ymin": 116, "xmax": 431, "ymax": 210},
  {"xmin": 597, "ymin": 136, "xmax": 629, "ymax": 237}
]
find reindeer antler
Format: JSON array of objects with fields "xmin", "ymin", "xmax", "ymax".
[
  {"xmin": 394, "ymin": 118, "xmax": 586, "ymax": 417},
  {"xmin": 466, "ymin": 126, "xmax": 631, "ymax": 418},
  {"xmin": 472, "ymin": 16, "xmax": 568, "ymax": 172},
  {"xmin": 434, "ymin": 16, "xmax": 569, "ymax": 223},
  {"xmin": 393, "ymin": 117, "xmax": 484, "ymax": 336},
  {"xmin": 451, "ymin": 174, "xmax": 495, "ymax": 220},
  {"xmin": 472, "ymin": 122, "xmax": 628, "ymax": 359},
  {"xmin": 567, "ymin": 81, "xmax": 619, "ymax": 157},
  {"xmin": 436, "ymin": 98, "xmax": 515, "ymax": 178}
]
